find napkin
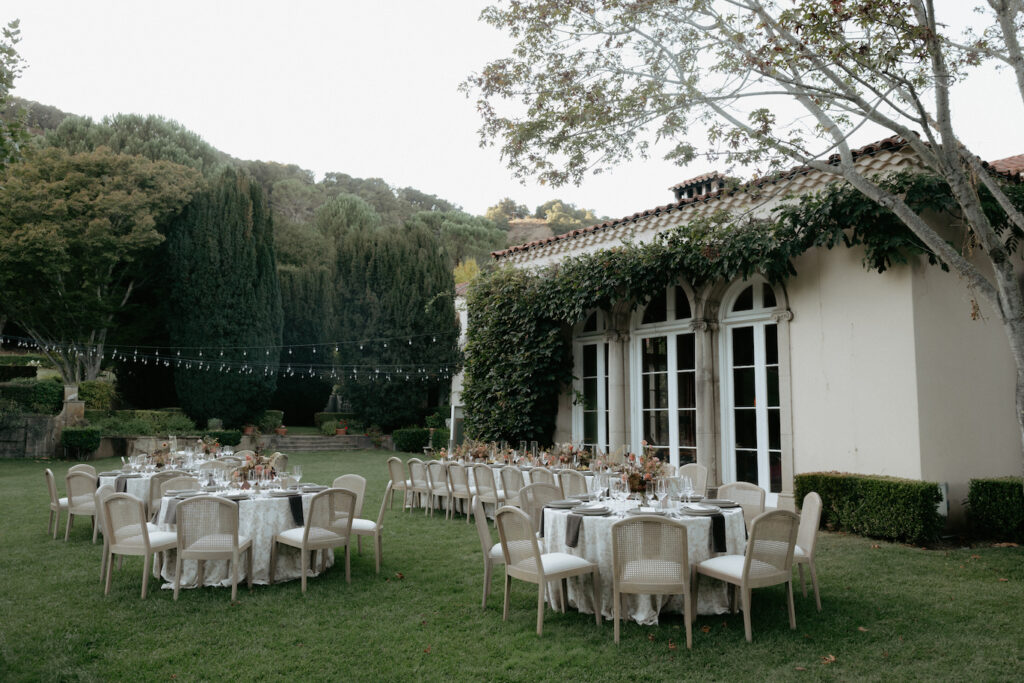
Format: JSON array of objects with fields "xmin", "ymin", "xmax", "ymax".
[
  {"xmin": 710, "ymin": 513, "xmax": 726, "ymax": 553},
  {"xmin": 565, "ymin": 514, "xmax": 583, "ymax": 548},
  {"xmin": 114, "ymin": 475, "xmax": 128, "ymax": 493},
  {"xmin": 164, "ymin": 497, "xmax": 180, "ymax": 524},
  {"xmin": 287, "ymin": 495, "xmax": 305, "ymax": 527}
]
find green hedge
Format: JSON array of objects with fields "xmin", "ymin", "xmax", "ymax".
[
  {"xmin": 202, "ymin": 430, "xmax": 242, "ymax": 447},
  {"xmin": 0, "ymin": 378, "xmax": 63, "ymax": 414},
  {"xmin": 0, "ymin": 366, "xmax": 36, "ymax": 381},
  {"xmin": 431, "ymin": 428, "xmax": 450, "ymax": 450},
  {"xmin": 794, "ymin": 472, "xmax": 944, "ymax": 544},
  {"xmin": 314, "ymin": 412, "xmax": 356, "ymax": 428},
  {"xmin": 393, "ymin": 427, "xmax": 430, "ymax": 453},
  {"xmin": 79, "ymin": 380, "xmax": 117, "ymax": 410},
  {"xmin": 0, "ymin": 353, "xmax": 51, "ymax": 366},
  {"xmin": 84, "ymin": 409, "xmax": 196, "ymax": 436},
  {"xmin": 61, "ymin": 426, "xmax": 102, "ymax": 460},
  {"xmin": 967, "ymin": 477, "xmax": 1024, "ymax": 542},
  {"xmin": 320, "ymin": 420, "xmax": 339, "ymax": 436},
  {"xmin": 258, "ymin": 410, "xmax": 285, "ymax": 432}
]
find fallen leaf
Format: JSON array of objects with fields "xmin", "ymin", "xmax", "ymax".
[
  {"xmin": 424, "ymin": 645, "xmax": 431, "ymax": 654},
  {"xmin": 971, "ymin": 554, "xmax": 981, "ymax": 559},
  {"xmin": 668, "ymin": 640, "xmax": 677, "ymax": 650},
  {"xmin": 993, "ymin": 542, "xmax": 1019, "ymax": 547},
  {"xmin": 795, "ymin": 666, "xmax": 807, "ymax": 671},
  {"xmin": 421, "ymin": 620, "xmax": 426, "ymax": 626},
  {"xmin": 883, "ymin": 650, "xmax": 889, "ymax": 658},
  {"xmin": 647, "ymin": 633, "xmax": 656, "ymax": 641},
  {"xmin": 821, "ymin": 654, "xmax": 836, "ymax": 665},
  {"xmin": 998, "ymin": 578, "xmax": 1009, "ymax": 582},
  {"xmin": 395, "ymin": 572, "xmax": 405, "ymax": 580},
  {"xmin": 871, "ymin": 544, "xmax": 880, "ymax": 549},
  {"xmin": 701, "ymin": 625, "xmax": 711, "ymax": 634},
  {"xmin": 857, "ymin": 627, "xmax": 869, "ymax": 632}
]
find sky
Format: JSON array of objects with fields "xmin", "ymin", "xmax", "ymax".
[{"xmin": 4, "ymin": 0, "xmax": 1024, "ymax": 221}]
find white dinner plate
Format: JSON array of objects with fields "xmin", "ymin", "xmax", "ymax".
[
  {"xmin": 301, "ymin": 484, "xmax": 327, "ymax": 492},
  {"xmin": 546, "ymin": 499, "xmax": 582, "ymax": 509},
  {"xmin": 680, "ymin": 503, "xmax": 721, "ymax": 515},
  {"xmin": 269, "ymin": 490, "xmax": 299, "ymax": 497},
  {"xmin": 165, "ymin": 489, "xmax": 198, "ymax": 496},
  {"xmin": 626, "ymin": 507, "xmax": 669, "ymax": 516},
  {"xmin": 575, "ymin": 506, "xmax": 610, "ymax": 516},
  {"xmin": 701, "ymin": 499, "xmax": 739, "ymax": 508}
]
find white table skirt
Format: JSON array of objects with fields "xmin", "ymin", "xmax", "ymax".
[
  {"xmin": 542, "ymin": 505, "xmax": 746, "ymax": 624},
  {"xmin": 435, "ymin": 465, "xmax": 595, "ymax": 517},
  {"xmin": 155, "ymin": 492, "xmax": 332, "ymax": 589},
  {"xmin": 98, "ymin": 473, "xmax": 154, "ymax": 500}
]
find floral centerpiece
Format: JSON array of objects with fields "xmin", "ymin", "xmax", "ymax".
[
  {"xmin": 232, "ymin": 451, "xmax": 284, "ymax": 483},
  {"xmin": 149, "ymin": 442, "xmax": 173, "ymax": 467},
  {"xmin": 197, "ymin": 435, "xmax": 220, "ymax": 456},
  {"xmin": 621, "ymin": 441, "xmax": 668, "ymax": 493}
]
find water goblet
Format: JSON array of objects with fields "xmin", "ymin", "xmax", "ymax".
[{"xmin": 291, "ymin": 465, "xmax": 302, "ymax": 485}]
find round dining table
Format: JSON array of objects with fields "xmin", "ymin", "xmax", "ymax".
[
  {"xmin": 154, "ymin": 488, "xmax": 332, "ymax": 590},
  {"xmin": 541, "ymin": 502, "xmax": 746, "ymax": 624}
]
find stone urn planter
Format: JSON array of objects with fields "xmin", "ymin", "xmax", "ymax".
[{"xmin": 275, "ymin": 426, "xmax": 287, "ymax": 436}]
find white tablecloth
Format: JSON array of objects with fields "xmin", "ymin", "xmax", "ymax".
[
  {"xmin": 98, "ymin": 472, "xmax": 154, "ymax": 500},
  {"xmin": 542, "ymin": 504, "xmax": 746, "ymax": 624},
  {"xmin": 155, "ymin": 491, "xmax": 332, "ymax": 589}
]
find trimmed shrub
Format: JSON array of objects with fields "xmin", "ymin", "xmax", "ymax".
[
  {"xmin": 61, "ymin": 426, "xmax": 102, "ymax": 460},
  {"xmin": 794, "ymin": 471, "xmax": 944, "ymax": 544},
  {"xmin": 259, "ymin": 410, "xmax": 285, "ymax": 432},
  {"xmin": 314, "ymin": 412, "xmax": 356, "ymax": 428},
  {"xmin": 393, "ymin": 427, "xmax": 430, "ymax": 453},
  {"xmin": 203, "ymin": 430, "xmax": 242, "ymax": 447},
  {"xmin": 84, "ymin": 409, "xmax": 196, "ymax": 436},
  {"xmin": 967, "ymin": 477, "xmax": 1024, "ymax": 542},
  {"xmin": 320, "ymin": 420, "xmax": 339, "ymax": 436},
  {"xmin": 0, "ymin": 353, "xmax": 51, "ymax": 366},
  {"xmin": 0, "ymin": 378, "xmax": 63, "ymax": 414},
  {"xmin": 0, "ymin": 366, "xmax": 36, "ymax": 381},
  {"xmin": 431, "ymin": 428, "xmax": 450, "ymax": 450},
  {"xmin": 79, "ymin": 380, "xmax": 117, "ymax": 410}
]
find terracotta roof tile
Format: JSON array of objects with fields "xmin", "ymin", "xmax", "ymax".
[
  {"xmin": 985, "ymin": 154, "xmax": 1024, "ymax": 182},
  {"xmin": 492, "ymin": 135, "xmax": 910, "ymax": 259}
]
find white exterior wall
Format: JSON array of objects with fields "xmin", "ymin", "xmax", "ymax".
[
  {"xmin": 786, "ymin": 246, "xmax": 924, "ymax": 479},
  {"xmin": 911, "ymin": 258, "xmax": 1019, "ymax": 522}
]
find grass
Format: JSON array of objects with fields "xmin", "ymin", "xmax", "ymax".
[{"xmin": 1, "ymin": 451, "xmax": 1022, "ymax": 681}]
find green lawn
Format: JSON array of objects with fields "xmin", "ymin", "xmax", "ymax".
[{"xmin": 1, "ymin": 452, "xmax": 1021, "ymax": 681}]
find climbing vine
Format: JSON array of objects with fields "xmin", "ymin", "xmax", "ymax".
[{"xmin": 462, "ymin": 172, "xmax": 1024, "ymax": 443}]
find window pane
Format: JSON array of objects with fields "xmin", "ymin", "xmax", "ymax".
[
  {"xmin": 733, "ymin": 367, "xmax": 755, "ymax": 407},
  {"xmin": 763, "ymin": 283, "xmax": 777, "ymax": 308},
  {"xmin": 732, "ymin": 285, "xmax": 754, "ymax": 312},
  {"xmin": 584, "ymin": 411, "xmax": 597, "ymax": 444},
  {"xmin": 736, "ymin": 450, "xmax": 758, "ymax": 484},
  {"xmin": 678, "ymin": 410, "xmax": 696, "ymax": 448},
  {"xmin": 768, "ymin": 408, "xmax": 781, "ymax": 450},
  {"xmin": 642, "ymin": 373, "xmax": 668, "ymax": 409},
  {"xmin": 734, "ymin": 408, "xmax": 757, "ymax": 449},
  {"xmin": 643, "ymin": 410, "xmax": 669, "ymax": 446},
  {"xmin": 769, "ymin": 451, "xmax": 782, "ymax": 493},
  {"xmin": 583, "ymin": 378, "xmax": 598, "ymax": 410},
  {"xmin": 766, "ymin": 367, "xmax": 779, "ymax": 407},
  {"xmin": 582, "ymin": 344, "xmax": 597, "ymax": 377},
  {"xmin": 642, "ymin": 336, "xmax": 668, "ymax": 372},
  {"xmin": 642, "ymin": 289, "xmax": 667, "ymax": 324},
  {"xmin": 676, "ymin": 333, "xmax": 695, "ymax": 371},
  {"xmin": 731, "ymin": 326, "xmax": 754, "ymax": 366},
  {"xmin": 678, "ymin": 371, "xmax": 696, "ymax": 408},
  {"xmin": 678, "ymin": 448, "xmax": 696, "ymax": 466},
  {"xmin": 675, "ymin": 286, "xmax": 691, "ymax": 320},
  {"xmin": 765, "ymin": 323, "xmax": 778, "ymax": 365}
]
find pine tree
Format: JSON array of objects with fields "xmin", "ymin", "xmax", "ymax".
[{"xmin": 166, "ymin": 168, "xmax": 283, "ymax": 427}]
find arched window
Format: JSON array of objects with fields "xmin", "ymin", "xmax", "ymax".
[
  {"xmin": 631, "ymin": 285, "xmax": 696, "ymax": 466},
  {"xmin": 720, "ymin": 278, "xmax": 783, "ymax": 502},
  {"xmin": 573, "ymin": 310, "xmax": 609, "ymax": 453}
]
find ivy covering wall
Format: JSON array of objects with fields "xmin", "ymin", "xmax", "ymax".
[{"xmin": 462, "ymin": 173, "xmax": 1024, "ymax": 443}]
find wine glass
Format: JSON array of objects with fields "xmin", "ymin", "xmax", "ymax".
[
  {"xmin": 682, "ymin": 476, "xmax": 695, "ymax": 503},
  {"xmin": 612, "ymin": 477, "xmax": 629, "ymax": 517},
  {"xmin": 291, "ymin": 465, "xmax": 302, "ymax": 486},
  {"xmin": 655, "ymin": 477, "xmax": 668, "ymax": 508}
]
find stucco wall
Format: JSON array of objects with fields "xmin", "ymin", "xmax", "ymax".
[
  {"xmin": 910, "ymin": 258, "xmax": 1020, "ymax": 522},
  {"xmin": 787, "ymin": 246, "xmax": 923, "ymax": 479}
]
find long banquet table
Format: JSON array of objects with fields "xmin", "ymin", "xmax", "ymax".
[
  {"xmin": 154, "ymin": 489, "xmax": 331, "ymax": 590},
  {"xmin": 541, "ymin": 503, "xmax": 746, "ymax": 624}
]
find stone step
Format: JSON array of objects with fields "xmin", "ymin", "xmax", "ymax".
[{"xmin": 266, "ymin": 434, "xmax": 374, "ymax": 452}]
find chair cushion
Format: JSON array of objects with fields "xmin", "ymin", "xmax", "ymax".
[
  {"xmin": 794, "ymin": 545, "xmax": 807, "ymax": 558},
  {"xmin": 697, "ymin": 554, "xmax": 746, "ymax": 580},
  {"xmin": 488, "ymin": 543, "xmax": 504, "ymax": 562},
  {"xmin": 278, "ymin": 526, "xmax": 345, "ymax": 546},
  {"xmin": 184, "ymin": 533, "xmax": 247, "ymax": 553},
  {"xmin": 351, "ymin": 518, "xmax": 377, "ymax": 533},
  {"xmin": 539, "ymin": 552, "xmax": 594, "ymax": 575}
]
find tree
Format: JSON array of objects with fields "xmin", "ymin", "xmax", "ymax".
[
  {"xmin": 0, "ymin": 20, "xmax": 26, "ymax": 174},
  {"xmin": 534, "ymin": 199, "xmax": 600, "ymax": 232},
  {"xmin": 46, "ymin": 113, "xmax": 227, "ymax": 177},
  {"xmin": 485, "ymin": 197, "xmax": 529, "ymax": 228},
  {"xmin": 404, "ymin": 210, "xmax": 507, "ymax": 269},
  {"xmin": 166, "ymin": 168, "xmax": 282, "ymax": 427},
  {"xmin": 454, "ymin": 258, "xmax": 481, "ymax": 285},
  {"xmin": 0, "ymin": 147, "xmax": 200, "ymax": 386},
  {"xmin": 466, "ymin": 0, "xmax": 1024, "ymax": 458}
]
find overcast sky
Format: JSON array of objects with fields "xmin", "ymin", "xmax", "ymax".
[{"xmin": 5, "ymin": 1, "xmax": 1024, "ymax": 220}]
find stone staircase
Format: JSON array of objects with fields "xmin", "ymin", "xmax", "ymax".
[{"xmin": 266, "ymin": 434, "xmax": 373, "ymax": 452}]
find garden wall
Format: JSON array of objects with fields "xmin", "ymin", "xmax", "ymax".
[{"xmin": 0, "ymin": 415, "xmax": 56, "ymax": 459}]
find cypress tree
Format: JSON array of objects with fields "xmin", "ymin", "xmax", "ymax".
[{"xmin": 166, "ymin": 168, "xmax": 283, "ymax": 427}]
